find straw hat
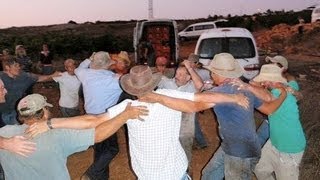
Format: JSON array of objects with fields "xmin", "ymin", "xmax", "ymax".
[
  {"xmin": 253, "ymin": 64, "xmax": 287, "ymax": 83},
  {"xmin": 114, "ymin": 51, "xmax": 131, "ymax": 66},
  {"xmin": 265, "ymin": 55, "xmax": 288, "ymax": 69},
  {"xmin": 204, "ymin": 53, "xmax": 244, "ymax": 78},
  {"xmin": 120, "ymin": 65, "xmax": 162, "ymax": 96}
]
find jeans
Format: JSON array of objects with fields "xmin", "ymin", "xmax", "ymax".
[
  {"xmin": 179, "ymin": 113, "xmax": 195, "ymax": 163},
  {"xmin": 60, "ymin": 106, "xmax": 80, "ymax": 117},
  {"xmin": 257, "ymin": 119, "xmax": 270, "ymax": 147},
  {"xmin": 181, "ymin": 172, "xmax": 192, "ymax": 180},
  {"xmin": 201, "ymin": 147, "xmax": 259, "ymax": 180},
  {"xmin": 0, "ymin": 163, "xmax": 4, "ymax": 180},
  {"xmin": 85, "ymin": 133, "xmax": 119, "ymax": 180},
  {"xmin": 1, "ymin": 111, "xmax": 18, "ymax": 125},
  {"xmin": 194, "ymin": 113, "xmax": 207, "ymax": 148}
]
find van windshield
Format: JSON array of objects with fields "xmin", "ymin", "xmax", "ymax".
[{"xmin": 198, "ymin": 37, "xmax": 256, "ymax": 59}]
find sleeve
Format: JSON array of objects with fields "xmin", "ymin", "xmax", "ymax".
[
  {"xmin": 75, "ymin": 59, "xmax": 91, "ymax": 80},
  {"xmin": 253, "ymin": 93, "xmax": 263, "ymax": 109},
  {"xmin": 288, "ymin": 80, "xmax": 299, "ymax": 91},
  {"xmin": 107, "ymin": 100, "xmax": 131, "ymax": 119},
  {"xmin": 25, "ymin": 72, "xmax": 38, "ymax": 84},
  {"xmin": 52, "ymin": 73, "xmax": 63, "ymax": 82},
  {"xmin": 58, "ymin": 128, "xmax": 95, "ymax": 157}
]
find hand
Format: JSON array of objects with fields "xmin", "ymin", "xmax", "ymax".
[
  {"xmin": 25, "ymin": 121, "xmax": 50, "ymax": 139},
  {"xmin": 182, "ymin": 60, "xmax": 192, "ymax": 69},
  {"xmin": 138, "ymin": 92, "xmax": 161, "ymax": 103},
  {"xmin": 233, "ymin": 93, "xmax": 249, "ymax": 109},
  {"xmin": 123, "ymin": 102, "xmax": 149, "ymax": 121},
  {"xmin": 3, "ymin": 136, "xmax": 36, "ymax": 157}
]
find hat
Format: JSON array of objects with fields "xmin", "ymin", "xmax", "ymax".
[
  {"xmin": 204, "ymin": 53, "xmax": 244, "ymax": 78},
  {"xmin": 114, "ymin": 51, "xmax": 131, "ymax": 66},
  {"xmin": 187, "ymin": 53, "xmax": 199, "ymax": 63},
  {"xmin": 253, "ymin": 64, "xmax": 287, "ymax": 83},
  {"xmin": 265, "ymin": 55, "xmax": 288, "ymax": 70},
  {"xmin": 17, "ymin": 94, "xmax": 53, "ymax": 116},
  {"xmin": 120, "ymin": 65, "xmax": 162, "ymax": 96},
  {"xmin": 15, "ymin": 45, "xmax": 24, "ymax": 50},
  {"xmin": 91, "ymin": 51, "xmax": 115, "ymax": 68}
]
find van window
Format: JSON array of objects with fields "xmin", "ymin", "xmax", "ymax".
[
  {"xmin": 203, "ymin": 24, "xmax": 215, "ymax": 29},
  {"xmin": 194, "ymin": 25, "xmax": 203, "ymax": 30},
  {"xmin": 185, "ymin": 26, "xmax": 193, "ymax": 32},
  {"xmin": 198, "ymin": 37, "xmax": 255, "ymax": 59}
]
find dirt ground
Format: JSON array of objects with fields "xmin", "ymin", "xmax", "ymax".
[{"xmin": 34, "ymin": 40, "xmax": 320, "ymax": 180}]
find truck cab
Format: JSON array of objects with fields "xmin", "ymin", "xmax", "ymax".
[{"xmin": 133, "ymin": 19, "xmax": 179, "ymax": 67}]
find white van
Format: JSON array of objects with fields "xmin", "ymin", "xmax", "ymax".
[
  {"xmin": 133, "ymin": 19, "xmax": 179, "ymax": 66},
  {"xmin": 178, "ymin": 19, "xmax": 227, "ymax": 41},
  {"xmin": 194, "ymin": 28, "xmax": 260, "ymax": 80},
  {"xmin": 312, "ymin": 6, "xmax": 320, "ymax": 23}
]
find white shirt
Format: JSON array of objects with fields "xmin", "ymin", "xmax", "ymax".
[
  {"xmin": 53, "ymin": 72, "xmax": 81, "ymax": 108},
  {"xmin": 158, "ymin": 77, "xmax": 196, "ymax": 93},
  {"xmin": 108, "ymin": 89, "xmax": 194, "ymax": 180}
]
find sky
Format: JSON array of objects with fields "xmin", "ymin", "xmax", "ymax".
[{"xmin": 0, "ymin": 0, "xmax": 319, "ymax": 28}]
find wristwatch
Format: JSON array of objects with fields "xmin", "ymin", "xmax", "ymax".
[{"xmin": 47, "ymin": 119, "xmax": 53, "ymax": 129}]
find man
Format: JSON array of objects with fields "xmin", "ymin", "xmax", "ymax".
[
  {"xmin": 139, "ymin": 53, "xmax": 287, "ymax": 180},
  {"xmin": 0, "ymin": 78, "xmax": 36, "ymax": 180},
  {"xmin": 157, "ymin": 60, "xmax": 203, "ymax": 172},
  {"xmin": 28, "ymin": 65, "xmax": 250, "ymax": 180},
  {"xmin": 0, "ymin": 93, "xmax": 147, "ymax": 180},
  {"xmin": 239, "ymin": 64, "xmax": 306, "ymax": 180},
  {"xmin": 53, "ymin": 59, "xmax": 81, "ymax": 117},
  {"xmin": 151, "ymin": 56, "xmax": 174, "ymax": 78},
  {"xmin": 0, "ymin": 56, "xmax": 60, "ymax": 126},
  {"xmin": 75, "ymin": 51, "xmax": 122, "ymax": 180}
]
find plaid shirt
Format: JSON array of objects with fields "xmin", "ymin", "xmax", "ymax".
[{"xmin": 108, "ymin": 89, "xmax": 194, "ymax": 180}]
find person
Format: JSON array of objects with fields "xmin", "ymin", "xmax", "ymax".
[
  {"xmin": 0, "ymin": 93, "xmax": 147, "ymax": 180},
  {"xmin": 0, "ymin": 56, "xmax": 60, "ymax": 126},
  {"xmin": 138, "ymin": 40, "xmax": 155, "ymax": 66},
  {"xmin": 0, "ymin": 78, "xmax": 36, "ymax": 180},
  {"xmin": 53, "ymin": 59, "xmax": 81, "ymax": 117},
  {"xmin": 112, "ymin": 51, "xmax": 131, "ymax": 76},
  {"xmin": 39, "ymin": 44, "xmax": 54, "ymax": 75},
  {"xmin": 15, "ymin": 45, "xmax": 33, "ymax": 73},
  {"xmin": 237, "ymin": 64, "xmax": 306, "ymax": 180},
  {"xmin": 75, "ymin": 51, "xmax": 122, "ymax": 180},
  {"xmin": 0, "ymin": 49, "xmax": 10, "ymax": 71},
  {"xmin": 254, "ymin": 55, "xmax": 302, "ymax": 146},
  {"xmin": 139, "ymin": 53, "xmax": 287, "ymax": 180},
  {"xmin": 28, "ymin": 65, "xmax": 250, "ymax": 180},
  {"xmin": 157, "ymin": 60, "xmax": 203, "ymax": 174},
  {"xmin": 151, "ymin": 56, "xmax": 175, "ymax": 78}
]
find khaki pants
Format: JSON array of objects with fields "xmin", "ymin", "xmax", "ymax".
[
  {"xmin": 254, "ymin": 140, "xmax": 304, "ymax": 180},
  {"xmin": 179, "ymin": 112, "xmax": 195, "ymax": 164}
]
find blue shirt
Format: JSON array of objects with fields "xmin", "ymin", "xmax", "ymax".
[
  {"xmin": 211, "ymin": 82, "xmax": 263, "ymax": 158},
  {"xmin": 0, "ymin": 124, "xmax": 94, "ymax": 180},
  {"xmin": 0, "ymin": 72, "xmax": 38, "ymax": 113},
  {"xmin": 75, "ymin": 59, "xmax": 122, "ymax": 114}
]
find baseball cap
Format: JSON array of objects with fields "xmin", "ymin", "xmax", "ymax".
[{"xmin": 17, "ymin": 94, "xmax": 53, "ymax": 116}]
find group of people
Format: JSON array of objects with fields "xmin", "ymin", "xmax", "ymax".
[{"xmin": 0, "ymin": 44, "xmax": 306, "ymax": 180}]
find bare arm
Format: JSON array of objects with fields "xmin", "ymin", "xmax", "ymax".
[
  {"xmin": 25, "ymin": 103, "xmax": 148, "ymax": 138},
  {"xmin": 184, "ymin": 60, "xmax": 203, "ymax": 92},
  {"xmin": 257, "ymin": 87, "xmax": 287, "ymax": 115},
  {"xmin": 247, "ymin": 84, "xmax": 273, "ymax": 102},
  {"xmin": 0, "ymin": 136, "xmax": 36, "ymax": 157},
  {"xmin": 139, "ymin": 91, "xmax": 249, "ymax": 112},
  {"xmin": 95, "ymin": 103, "xmax": 147, "ymax": 142},
  {"xmin": 36, "ymin": 71, "xmax": 61, "ymax": 82}
]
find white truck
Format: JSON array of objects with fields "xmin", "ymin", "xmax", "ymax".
[{"xmin": 195, "ymin": 27, "xmax": 260, "ymax": 80}]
